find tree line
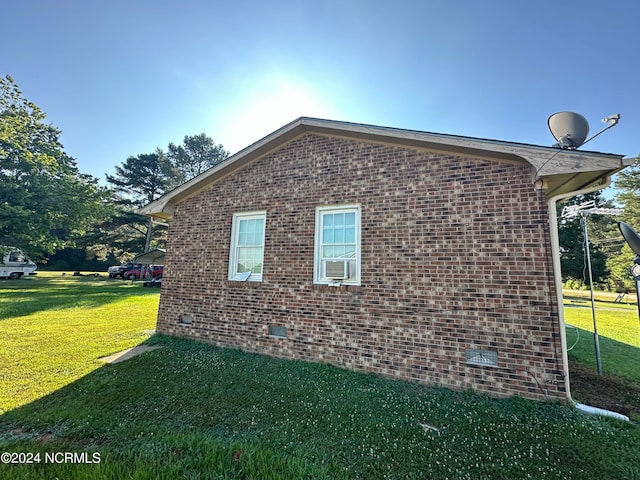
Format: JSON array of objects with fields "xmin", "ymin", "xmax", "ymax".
[
  {"xmin": 558, "ymin": 164, "xmax": 640, "ymax": 293},
  {"xmin": 1, "ymin": 74, "xmax": 639, "ymax": 289},
  {"xmin": 0, "ymin": 75, "xmax": 227, "ymax": 269}
]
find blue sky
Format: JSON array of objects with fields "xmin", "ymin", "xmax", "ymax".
[{"xmin": 3, "ymin": 1, "xmax": 639, "ymax": 196}]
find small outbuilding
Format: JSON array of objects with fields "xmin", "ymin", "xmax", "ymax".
[{"xmin": 141, "ymin": 118, "xmax": 632, "ymax": 401}]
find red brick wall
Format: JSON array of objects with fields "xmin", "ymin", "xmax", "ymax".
[{"xmin": 157, "ymin": 133, "xmax": 565, "ymax": 401}]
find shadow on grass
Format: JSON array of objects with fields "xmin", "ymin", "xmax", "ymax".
[
  {"xmin": 0, "ymin": 275, "xmax": 159, "ymax": 320},
  {"xmin": 1, "ymin": 335, "xmax": 639, "ymax": 480},
  {"xmin": 565, "ymin": 326, "xmax": 640, "ymax": 382},
  {"xmin": 0, "ymin": 335, "xmax": 349, "ymax": 478}
]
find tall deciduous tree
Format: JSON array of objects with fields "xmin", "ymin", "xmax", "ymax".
[
  {"xmin": 167, "ymin": 133, "xmax": 229, "ymax": 183},
  {"xmin": 0, "ymin": 75, "xmax": 107, "ymax": 260}
]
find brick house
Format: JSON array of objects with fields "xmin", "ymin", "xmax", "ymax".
[{"xmin": 141, "ymin": 118, "xmax": 631, "ymax": 402}]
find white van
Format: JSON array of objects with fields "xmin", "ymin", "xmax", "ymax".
[{"xmin": 0, "ymin": 246, "xmax": 37, "ymax": 279}]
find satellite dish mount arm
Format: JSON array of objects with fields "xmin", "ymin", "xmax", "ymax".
[{"xmin": 581, "ymin": 114, "xmax": 620, "ymax": 148}]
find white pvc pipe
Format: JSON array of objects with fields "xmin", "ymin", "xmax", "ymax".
[
  {"xmin": 546, "ymin": 176, "xmax": 633, "ymax": 423},
  {"xmin": 576, "ymin": 402, "xmax": 629, "ymax": 422},
  {"xmin": 546, "ymin": 177, "xmax": 614, "ymax": 403}
]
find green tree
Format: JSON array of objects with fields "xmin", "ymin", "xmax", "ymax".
[
  {"xmin": 105, "ymin": 150, "xmax": 177, "ymax": 252},
  {"xmin": 106, "ymin": 150, "xmax": 177, "ymax": 206},
  {"xmin": 167, "ymin": 133, "xmax": 229, "ymax": 183},
  {"xmin": 83, "ymin": 201, "xmax": 168, "ymax": 261},
  {"xmin": 615, "ymin": 160, "xmax": 640, "ymax": 221},
  {"xmin": 0, "ymin": 75, "xmax": 107, "ymax": 260},
  {"xmin": 606, "ymin": 243, "xmax": 636, "ymax": 292},
  {"xmin": 557, "ymin": 192, "xmax": 611, "ymax": 287},
  {"xmin": 608, "ymin": 159, "xmax": 640, "ymax": 291}
]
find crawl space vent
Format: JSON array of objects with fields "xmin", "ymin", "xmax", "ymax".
[
  {"xmin": 268, "ymin": 325, "xmax": 287, "ymax": 338},
  {"xmin": 465, "ymin": 348, "xmax": 498, "ymax": 367}
]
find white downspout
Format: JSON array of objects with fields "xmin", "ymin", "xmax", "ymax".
[{"xmin": 546, "ymin": 177, "xmax": 613, "ymax": 403}]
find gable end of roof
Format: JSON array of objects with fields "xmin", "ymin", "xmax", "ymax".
[{"xmin": 140, "ymin": 117, "xmax": 629, "ymax": 220}]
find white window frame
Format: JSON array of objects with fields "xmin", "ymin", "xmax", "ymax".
[
  {"xmin": 228, "ymin": 211, "xmax": 266, "ymax": 282},
  {"xmin": 314, "ymin": 204, "xmax": 361, "ymax": 285}
]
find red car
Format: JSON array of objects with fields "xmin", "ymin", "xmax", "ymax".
[{"xmin": 123, "ymin": 265, "xmax": 163, "ymax": 280}]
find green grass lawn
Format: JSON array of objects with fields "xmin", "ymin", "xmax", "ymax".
[
  {"xmin": 0, "ymin": 272, "xmax": 158, "ymax": 414},
  {"xmin": 562, "ymin": 292, "xmax": 640, "ymax": 424},
  {"xmin": 563, "ymin": 292, "xmax": 640, "ymax": 383},
  {"xmin": 0, "ymin": 277, "xmax": 639, "ymax": 479}
]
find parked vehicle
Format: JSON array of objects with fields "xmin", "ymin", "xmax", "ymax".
[
  {"xmin": 0, "ymin": 246, "xmax": 37, "ymax": 279},
  {"xmin": 123, "ymin": 265, "xmax": 163, "ymax": 280},
  {"xmin": 108, "ymin": 262, "xmax": 140, "ymax": 278}
]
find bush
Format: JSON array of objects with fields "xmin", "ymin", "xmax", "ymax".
[{"xmin": 563, "ymin": 278, "xmax": 586, "ymax": 290}]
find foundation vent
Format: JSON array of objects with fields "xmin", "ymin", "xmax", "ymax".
[
  {"xmin": 465, "ymin": 348, "xmax": 498, "ymax": 367},
  {"xmin": 268, "ymin": 325, "xmax": 287, "ymax": 338}
]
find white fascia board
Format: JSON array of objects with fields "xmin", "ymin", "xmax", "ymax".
[{"xmin": 138, "ymin": 117, "xmax": 628, "ymax": 219}]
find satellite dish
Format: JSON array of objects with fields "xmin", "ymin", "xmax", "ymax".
[
  {"xmin": 548, "ymin": 112, "xmax": 590, "ymax": 149},
  {"xmin": 619, "ymin": 222, "xmax": 640, "ymax": 256}
]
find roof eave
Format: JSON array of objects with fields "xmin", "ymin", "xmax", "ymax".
[
  {"xmin": 139, "ymin": 118, "xmax": 311, "ymax": 220},
  {"xmin": 138, "ymin": 117, "xmax": 630, "ymax": 219},
  {"xmin": 539, "ymin": 156, "xmax": 635, "ymax": 198}
]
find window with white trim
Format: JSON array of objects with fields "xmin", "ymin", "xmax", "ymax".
[
  {"xmin": 314, "ymin": 205, "xmax": 360, "ymax": 285},
  {"xmin": 229, "ymin": 211, "xmax": 266, "ymax": 281}
]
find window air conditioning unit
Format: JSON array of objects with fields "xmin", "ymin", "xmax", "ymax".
[{"xmin": 325, "ymin": 260, "xmax": 349, "ymax": 279}]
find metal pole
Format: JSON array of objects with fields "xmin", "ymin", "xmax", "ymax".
[
  {"xmin": 629, "ymin": 259, "xmax": 640, "ymax": 324},
  {"xmin": 631, "ymin": 259, "xmax": 640, "ymax": 325},
  {"xmin": 581, "ymin": 212, "xmax": 603, "ymax": 375},
  {"xmin": 635, "ymin": 276, "xmax": 640, "ymax": 325},
  {"xmin": 144, "ymin": 217, "xmax": 154, "ymax": 253}
]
